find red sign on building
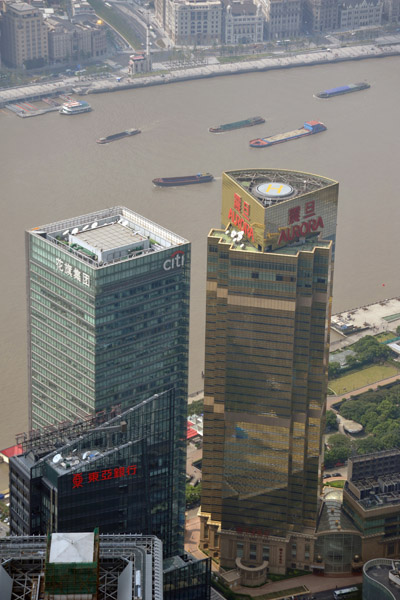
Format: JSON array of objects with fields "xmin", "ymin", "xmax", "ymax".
[{"xmin": 72, "ymin": 465, "xmax": 137, "ymax": 489}]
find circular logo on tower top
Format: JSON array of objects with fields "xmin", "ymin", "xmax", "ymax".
[{"xmin": 256, "ymin": 182, "xmax": 294, "ymax": 198}]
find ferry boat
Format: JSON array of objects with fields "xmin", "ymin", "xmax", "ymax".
[
  {"xmin": 209, "ymin": 116, "xmax": 265, "ymax": 133},
  {"xmin": 249, "ymin": 121, "xmax": 326, "ymax": 148},
  {"xmin": 152, "ymin": 173, "xmax": 214, "ymax": 187},
  {"xmin": 59, "ymin": 100, "xmax": 92, "ymax": 115},
  {"xmin": 316, "ymin": 82, "xmax": 370, "ymax": 98},
  {"xmin": 97, "ymin": 128, "xmax": 141, "ymax": 144}
]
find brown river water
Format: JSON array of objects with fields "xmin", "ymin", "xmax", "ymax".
[{"xmin": 0, "ymin": 56, "xmax": 399, "ymax": 451}]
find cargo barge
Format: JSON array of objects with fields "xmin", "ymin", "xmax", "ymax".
[
  {"xmin": 249, "ymin": 121, "xmax": 326, "ymax": 148},
  {"xmin": 152, "ymin": 173, "xmax": 214, "ymax": 187},
  {"xmin": 316, "ymin": 82, "xmax": 370, "ymax": 98},
  {"xmin": 97, "ymin": 128, "xmax": 141, "ymax": 144},
  {"xmin": 209, "ymin": 116, "xmax": 265, "ymax": 133}
]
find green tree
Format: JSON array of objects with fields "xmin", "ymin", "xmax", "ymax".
[
  {"xmin": 353, "ymin": 335, "xmax": 391, "ymax": 364},
  {"xmin": 328, "ymin": 433, "xmax": 352, "ymax": 449},
  {"xmin": 186, "ymin": 483, "xmax": 202, "ymax": 508},
  {"xmin": 325, "ymin": 410, "xmax": 338, "ymax": 431},
  {"xmin": 328, "ymin": 362, "xmax": 341, "ymax": 379}
]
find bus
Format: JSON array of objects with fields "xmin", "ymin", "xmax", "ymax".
[{"xmin": 333, "ymin": 587, "xmax": 359, "ymax": 600}]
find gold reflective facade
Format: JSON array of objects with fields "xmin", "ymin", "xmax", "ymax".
[{"xmin": 200, "ymin": 169, "xmax": 338, "ymax": 574}]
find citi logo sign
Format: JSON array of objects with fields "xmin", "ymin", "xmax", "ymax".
[{"xmin": 163, "ymin": 250, "xmax": 185, "ymax": 271}]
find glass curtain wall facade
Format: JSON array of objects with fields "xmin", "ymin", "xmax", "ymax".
[
  {"xmin": 199, "ymin": 169, "xmax": 338, "ymax": 573},
  {"xmin": 10, "ymin": 390, "xmax": 186, "ymax": 557},
  {"xmin": 26, "ymin": 207, "xmax": 190, "ymax": 430}
]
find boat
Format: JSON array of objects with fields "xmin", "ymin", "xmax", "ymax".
[
  {"xmin": 152, "ymin": 173, "xmax": 214, "ymax": 187},
  {"xmin": 316, "ymin": 82, "xmax": 370, "ymax": 98},
  {"xmin": 249, "ymin": 121, "xmax": 326, "ymax": 148},
  {"xmin": 97, "ymin": 128, "xmax": 141, "ymax": 144},
  {"xmin": 209, "ymin": 116, "xmax": 265, "ymax": 133},
  {"xmin": 59, "ymin": 100, "xmax": 92, "ymax": 115}
]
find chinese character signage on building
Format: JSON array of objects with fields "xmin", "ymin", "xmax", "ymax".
[
  {"xmin": 72, "ymin": 465, "xmax": 137, "ymax": 489},
  {"xmin": 55, "ymin": 258, "xmax": 91, "ymax": 287}
]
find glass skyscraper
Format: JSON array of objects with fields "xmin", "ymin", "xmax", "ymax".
[
  {"xmin": 10, "ymin": 390, "xmax": 186, "ymax": 556},
  {"xmin": 26, "ymin": 206, "xmax": 190, "ymax": 430},
  {"xmin": 199, "ymin": 169, "xmax": 338, "ymax": 578}
]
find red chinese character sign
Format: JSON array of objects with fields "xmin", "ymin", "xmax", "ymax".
[
  {"xmin": 72, "ymin": 465, "xmax": 137, "ymax": 489},
  {"xmin": 227, "ymin": 193, "xmax": 254, "ymax": 242}
]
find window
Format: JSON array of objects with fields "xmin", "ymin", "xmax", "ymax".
[
  {"xmin": 249, "ymin": 543, "xmax": 257, "ymax": 560},
  {"xmin": 237, "ymin": 542, "xmax": 244, "ymax": 557}
]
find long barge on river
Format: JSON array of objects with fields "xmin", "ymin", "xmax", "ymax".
[
  {"xmin": 249, "ymin": 120, "xmax": 326, "ymax": 148},
  {"xmin": 209, "ymin": 116, "xmax": 265, "ymax": 133},
  {"xmin": 316, "ymin": 82, "xmax": 370, "ymax": 98},
  {"xmin": 97, "ymin": 128, "xmax": 140, "ymax": 144},
  {"xmin": 152, "ymin": 173, "xmax": 214, "ymax": 187}
]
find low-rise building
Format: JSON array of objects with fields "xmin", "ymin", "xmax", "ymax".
[
  {"xmin": 382, "ymin": 0, "xmax": 400, "ymax": 22},
  {"xmin": 339, "ymin": 0, "xmax": 383, "ymax": 28},
  {"xmin": 260, "ymin": 0, "xmax": 302, "ymax": 40},
  {"xmin": 165, "ymin": 0, "xmax": 223, "ymax": 46},
  {"xmin": 303, "ymin": 0, "xmax": 339, "ymax": 33},
  {"xmin": 223, "ymin": 0, "xmax": 264, "ymax": 44},
  {"xmin": 363, "ymin": 558, "xmax": 400, "ymax": 600},
  {"xmin": 47, "ymin": 17, "xmax": 106, "ymax": 63},
  {"xmin": 343, "ymin": 449, "xmax": 400, "ymax": 563}
]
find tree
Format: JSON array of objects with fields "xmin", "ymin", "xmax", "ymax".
[
  {"xmin": 324, "ymin": 446, "xmax": 351, "ymax": 468},
  {"xmin": 325, "ymin": 410, "xmax": 338, "ymax": 431},
  {"xmin": 328, "ymin": 362, "xmax": 341, "ymax": 379},
  {"xmin": 353, "ymin": 335, "xmax": 391, "ymax": 364},
  {"xmin": 186, "ymin": 483, "xmax": 201, "ymax": 508}
]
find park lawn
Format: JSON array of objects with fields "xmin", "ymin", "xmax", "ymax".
[
  {"xmin": 328, "ymin": 364, "xmax": 400, "ymax": 395},
  {"xmin": 325, "ymin": 480, "xmax": 345, "ymax": 488}
]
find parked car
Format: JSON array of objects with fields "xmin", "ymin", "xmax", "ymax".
[
  {"xmin": 332, "ymin": 472, "xmax": 342, "ymax": 477},
  {"xmin": 323, "ymin": 474, "xmax": 331, "ymax": 479}
]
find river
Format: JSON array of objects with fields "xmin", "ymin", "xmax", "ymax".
[{"xmin": 0, "ymin": 56, "xmax": 399, "ymax": 450}]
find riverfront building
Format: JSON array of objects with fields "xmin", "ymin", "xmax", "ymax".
[
  {"xmin": 26, "ymin": 206, "xmax": 190, "ymax": 430},
  {"xmin": 0, "ymin": 1, "xmax": 48, "ymax": 68},
  {"xmin": 199, "ymin": 169, "xmax": 338, "ymax": 582}
]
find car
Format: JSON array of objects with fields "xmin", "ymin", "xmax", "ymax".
[
  {"xmin": 332, "ymin": 472, "xmax": 342, "ymax": 477},
  {"xmin": 323, "ymin": 474, "xmax": 331, "ymax": 479}
]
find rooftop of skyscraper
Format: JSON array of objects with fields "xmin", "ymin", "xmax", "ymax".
[
  {"xmin": 0, "ymin": 530, "xmax": 163, "ymax": 599},
  {"xmin": 29, "ymin": 206, "xmax": 188, "ymax": 268},
  {"xmin": 225, "ymin": 168, "xmax": 336, "ymax": 209}
]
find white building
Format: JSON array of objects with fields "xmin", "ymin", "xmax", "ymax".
[
  {"xmin": 166, "ymin": 0, "xmax": 223, "ymax": 45},
  {"xmin": 223, "ymin": 0, "xmax": 264, "ymax": 44}
]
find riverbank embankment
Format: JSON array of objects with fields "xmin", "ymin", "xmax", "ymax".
[
  {"xmin": 77, "ymin": 42, "xmax": 400, "ymax": 95},
  {"xmin": 1, "ymin": 41, "xmax": 399, "ymax": 108}
]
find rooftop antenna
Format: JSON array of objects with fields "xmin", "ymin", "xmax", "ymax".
[
  {"xmin": 71, "ymin": 227, "xmax": 79, "ymax": 235},
  {"xmin": 62, "ymin": 229, "xmax": 69, "ymax": 236},
  {"xmin": 82, "ymin": 225, "xmax": 89, "ymax": 231},
  {"xmin": 91, "ymin": 221, "xmax": 98, "ymax": 229}
]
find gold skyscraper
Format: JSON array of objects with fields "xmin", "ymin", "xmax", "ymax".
[{"xmin": 199, "ymin": 169, "xmax": 338, "ymax": 582}]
